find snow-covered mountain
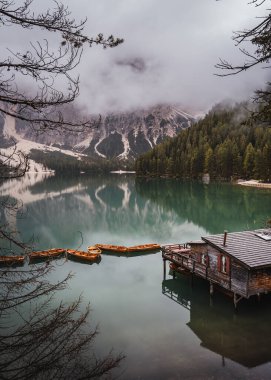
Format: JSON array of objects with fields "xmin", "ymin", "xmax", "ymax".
[{"xmin": 0, "ymin": 104, "xmax": 195, "ymax": 163}]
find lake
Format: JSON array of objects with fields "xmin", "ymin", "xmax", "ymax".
[{"xmin": 1, "ymin": 173, "xmax": 271, "ymax": 379}]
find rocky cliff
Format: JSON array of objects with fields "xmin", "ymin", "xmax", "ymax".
[{"xmin": 0, "ymin": 104, "xmax": 195, "ymax": 162}]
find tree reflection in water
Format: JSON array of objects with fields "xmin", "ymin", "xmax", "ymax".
[{"xmin": 136, "ymin": 178, "xmax": 271, "ymax": 234}]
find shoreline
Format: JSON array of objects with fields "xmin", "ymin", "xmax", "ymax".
[{"xmin": 237, "ymin": 180, "xmax": 271, "ymax": 189}]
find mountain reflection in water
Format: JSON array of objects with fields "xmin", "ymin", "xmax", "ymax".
[
  {"xmin": 1, "ymin": 174, "xmax": 270, "ymax": 251},
  {"xmin": 163, "ymin": 275, "xmax": 271, "ymax": 369}
]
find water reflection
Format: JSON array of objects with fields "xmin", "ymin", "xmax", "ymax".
[
  {"xmin": 100, "ymin": 249, "xmax": 160, "ymax": 258},
  {"xmin": 136, "ymin": 178, "xmax": 271, "ymax": 233},
  {"xmin": 1, "ymin": 174, "xmax": 271, "ymax": 379},
  {"xmin": 0, "ymin": 175, "xmax": 270, "ymax": 251},
  {"xmin": 163, "ymin": 275, "xmax": 271, "ymax": 369}
]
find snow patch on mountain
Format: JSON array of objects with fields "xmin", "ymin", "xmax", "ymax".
[
  {"xmin": 73, "ymin": 135, "xmax": 93, "ymax": 152},
  {"xmin": 117, "ymin": 134, "xmax": 130, "ymax": 159},
  {"xmin": 3, "ymin": 112, "xmax": 21, "ymax": 141},
  {"xmin": 171, "ymin": 107, "xmax": 194, "ymax": 119},
  {"xmin": 94, "ymin": 138, "xmax": 106, "ymax": 158}
]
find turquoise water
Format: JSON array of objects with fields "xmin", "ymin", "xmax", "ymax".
[{"xmin": 2, "ymin": 174, "xmax": 271, "ymax": 379}]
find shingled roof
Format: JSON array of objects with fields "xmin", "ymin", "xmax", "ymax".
[{"xmin": 202, "ymin": 229, "xmax": 271, "ymax": 269}]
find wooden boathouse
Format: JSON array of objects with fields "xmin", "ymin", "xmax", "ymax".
[{"xmin": 162, "ymin": 229, "xmax": 271, "ymax": 307}]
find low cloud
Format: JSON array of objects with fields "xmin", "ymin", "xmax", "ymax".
[
  {"xmin": 69, "ymin": 0, "xmax": 268, "ymax": 114},
  {"xmin": 3, "ymin": 0, "xmax": 269, "ymax": 115}
]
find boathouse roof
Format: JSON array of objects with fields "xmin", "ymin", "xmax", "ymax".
[{"xmin": 202, "ymin": 229, "xmax": 271, "ymax": 269}]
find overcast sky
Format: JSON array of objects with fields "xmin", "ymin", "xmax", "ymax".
[
  {"xmin": 66, "ymin": 0, "xmax": 269, "ymax": 114},
  {"xmin": 4, "ymin": 0, "xmax": 270, "ymax": 115}
]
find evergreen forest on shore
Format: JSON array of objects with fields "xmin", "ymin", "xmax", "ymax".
[{"xmin": 135, "ymin": 103, "xmax": 271, "ymax": 182}]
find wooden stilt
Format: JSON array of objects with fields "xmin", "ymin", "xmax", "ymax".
[
  {"xmin": 209, "ymin": 282, "xmax": 214, "ymax": 306},
  {"xmin": 163, "ymin": 259, "xmax": 166, "ymax": 280},
  {"xmin": 233, "ymin": 293, "xmax": 243, "ymax": 309},
  {"xmin": 234, "ymin": 293, "xmax": 237, "ymax": 309},
  {"xmin": 210, "ymin": 282, "xmax": 214, "ymax": 296}
]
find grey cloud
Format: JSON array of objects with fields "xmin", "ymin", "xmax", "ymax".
[
  {"xmin": 70, "ymin": 0, "xmax": 268, "ymax": 114},
  {"xmin": 116, "ymin": 58, "xmax": 146, "ymax": 73},
  {"xmin": 2, "ymin": 0, "xmax": 269, "ymax": 115}
]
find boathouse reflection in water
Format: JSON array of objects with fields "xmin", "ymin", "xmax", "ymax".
[{"xmin": 162, "ymin": 275, "xmax": 271, "ymax": 368}]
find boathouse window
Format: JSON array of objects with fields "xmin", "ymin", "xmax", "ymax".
[
  {"xmin": 221, "ymin": 255, "xmax": 227, "ymax": 273},
  {"xmin": 218, "ymin": 254, "xmax": 230, "ymax": 274},
  {"xmin": 201, "ymin": 253, "xmax": 208, "ymax": 266}
]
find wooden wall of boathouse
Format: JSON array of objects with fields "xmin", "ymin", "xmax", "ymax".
[
  {"xmin": 186, "ymin": 242, "xmax": 250, "ymax": 297},
  {"xmin": 248, "ymin": 268, "xmax": 271, "ymax": 296},
  {"xmin": 230, "ymin": 261, "xmax": 249, "ymax": 297}
]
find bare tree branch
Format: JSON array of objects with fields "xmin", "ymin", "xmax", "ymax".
[
  {"xmin": 0, "ymin": 0, "xmax": 123, "ymax": 132},
  {"xmin": 215, "ymin": 1, "xmax": 271, "ymax": 122}
]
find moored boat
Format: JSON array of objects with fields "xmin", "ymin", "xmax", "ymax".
[
  {"xmin": 0, "ymin": 255, "xmax": 25, "ymax": 266},
  {"xmin": 87, "ymin": 246, "xmax": 102, "ymax": 255},
  {"xmin": 126, "ymin": 243, "xmax": 161, "ymax": 252},
  {"xmin": 29, "ymin": 248, "xmax": 66, "ymax": 262},
  {"xmin": 95, "ymin": 243, "xmax": 161, "ymax": 254},
  {"xmin": 95, "ymin": 244, "xmax": 128, "ymax": 253},
  {"xmin": 94, "ymin": 243, "xmax": 161, "ymax": 256},
  {"xmin": 67, "ymin": 249, "xmax": 101, "ymax": 263}
]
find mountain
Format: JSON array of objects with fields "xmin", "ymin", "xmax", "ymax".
[
  {"xmin": 0, "ymin": 104, "xmax": 195, "ymax": 168},
  {"xmin": 75, "ymin": 105, "xmax": 194, "ymax": 160}
]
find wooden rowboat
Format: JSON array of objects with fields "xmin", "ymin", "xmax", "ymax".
[
  {"xmin": 126, "ymin": 244, "xmax": 161, "ymax": 252},
  {"xmin": 95, "ymin": 243, "xmax": 161, "ymax": 254},
  {"xmin": 67, "ymin": 249, "xmax": 101, "ymax": 263},
  {"xmin": 95, "ymin": 244, "xmax": 128, "ymax": 253},
  {"xmin": 87, "ymin": 246, "xmax": 102, "ymax": 255},
  {"xmin": 0, "ymin": 255, "xmax": 25, "ymax": 266},
  {"xmin": 29, "ymin": 248, "xmax": 66, "ymax": 262}
]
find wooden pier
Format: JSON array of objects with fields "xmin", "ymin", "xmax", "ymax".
[{"xmin": 162, "ymin": 229, "xmax": 271, "ymax": 308}]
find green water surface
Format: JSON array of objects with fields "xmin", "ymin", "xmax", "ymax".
[{"xmin": 2, "ymin": 174, "xmax": 271, "ymax": 380}]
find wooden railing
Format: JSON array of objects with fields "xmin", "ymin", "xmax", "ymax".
[
  {"xmin": 163, "ymin": 249, "xmax": 232, "ymax": 290},
  {"xmin": 163, "ymin": 250, "xmax": 196, "ymax": 272}
]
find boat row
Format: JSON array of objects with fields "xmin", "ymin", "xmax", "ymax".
[
  {"xmin": 0, "ymin": 243, "xmax": 161, "ymax": 266},
  {"xmin": 0, "ymin": 246, "xmax": 102, "ymax": 267}
]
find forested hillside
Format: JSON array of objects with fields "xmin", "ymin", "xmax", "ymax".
[
  {"xmin": 135, "ymin": 104, "xmax": 271, "ymax": 181},
  {"xmin": 30, "ymin": 150, "xmax": 134, "ymax": 175}
]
